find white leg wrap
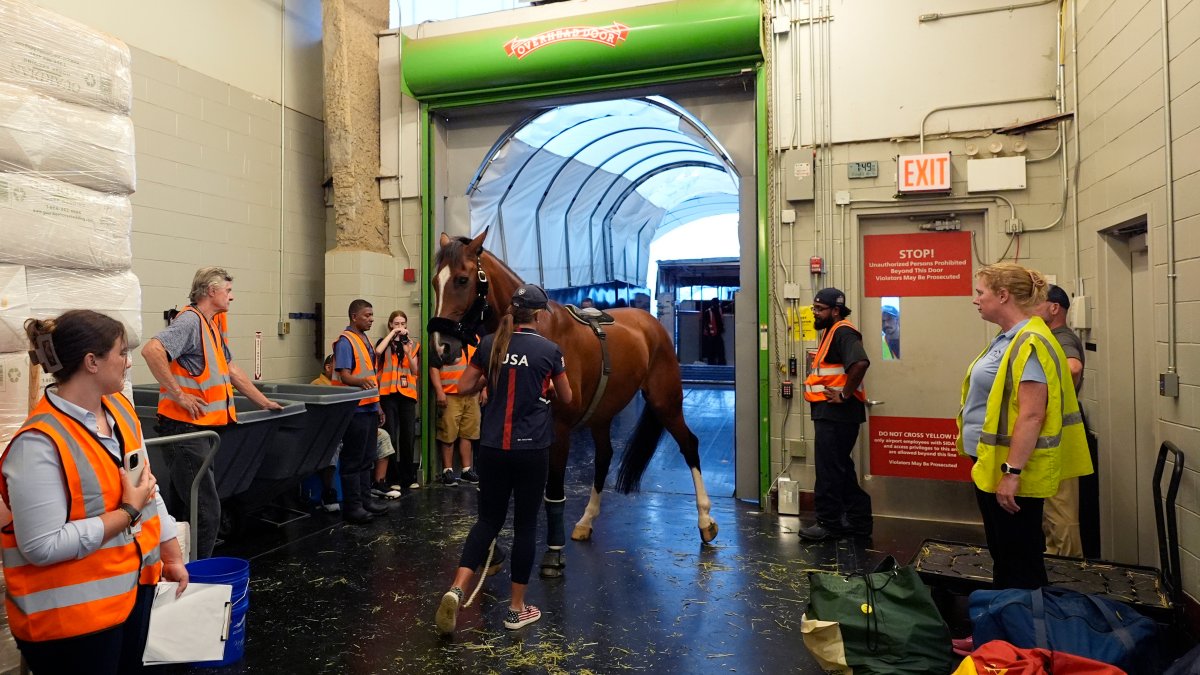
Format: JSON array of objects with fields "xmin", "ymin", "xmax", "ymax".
[
  {"xmin": 691, "ymin": 467, "xmax": 714, "ymax": 528},
  {"xmin": 575, "ymin": 487, "xmax": 602, "ymax": 530}
]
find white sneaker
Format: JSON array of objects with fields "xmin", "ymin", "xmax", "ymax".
[
  {"xmin": 371, "ymin": 481, "xmax": 402, "ymax": 500},
  {"xmin": 409, "ymin": 482, "xmax": 421, "ymax": 490},
  {"xmin": 435, "ymin": 588, "xmax": 463, "ymax": 635}
]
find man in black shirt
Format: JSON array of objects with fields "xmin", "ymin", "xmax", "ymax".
[{"xmin": 799, "ymin": 287, "xmax": 873, "ymax": 541}]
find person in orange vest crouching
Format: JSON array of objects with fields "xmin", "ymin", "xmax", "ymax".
[
  {"xmin": 142, "ymin": 267, "xmax": 282, "ymax": 559},
  {"xmin": 331, "ymin": 299, "xmax": 391, "ymax": 524},
  {"xmin": 2, "ymin": 311, "xmax": 189, "ymax": 674},
  {"xmin": 376, "ymin": 309, "xmax": 421, "ymax": 496},
  {"xmin": 799, "ymin": 287, "xmax": 873, "ymax": 542}
]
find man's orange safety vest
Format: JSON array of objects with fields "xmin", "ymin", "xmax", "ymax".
[
  {"xmin": 0, "ymin": 393, "xmax": 163, "ymax": 642},
  {"xmin": 157, "ymin": 306, "xmax": 236, "ymax": 426},
  {"xmin": 332, "ymin": 330, "xmax": 381, "ymax": 406},
  {"xmin": 379, "ymin": 342, "xmax": 419, "ymax": 401},
  {"xmin": 803, "ymin": 320, "xmax": 868, "ymax": 403},
  {"xmin": 437, "ymin": 345, "xmax": 475, "ymax": 395}
]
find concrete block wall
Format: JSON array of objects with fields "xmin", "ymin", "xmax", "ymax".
[
  {"xmin": 1072, "ymin": 0, "xmax": 1200, "ymax": 598},
  {"xmin": 128, "ymin": 46, "xmax": 327, "ymax": 386}
]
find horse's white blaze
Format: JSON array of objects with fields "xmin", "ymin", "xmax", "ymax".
[
  {"xmin": 575, "ymin": 487, "xmax": 602, "ymax": 530},
  {"xmin": 433, "ymin": 265, "xmax": 450, "ymax": 317},
  {"xmin": 691, "ymin": 467, "xmax": 714, "ymax": 528},
  {"xmin": 431, "ymin": 265, "xmax": 452, "ymax": 356}
]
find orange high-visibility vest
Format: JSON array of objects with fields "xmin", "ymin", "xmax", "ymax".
[
  {"xmin": 436, "ymin": 345, "xmax": 475, "ymax": 395},
  {"xmin": 803, "ymin": 320, "xmax": 868, "ymax": 403},
  {"xmin": 379, "ymin": 341, "xmax": 420, "ymax": 401},
  {"xmin": 332, "ymin": 330, "xmax": 381, "ymax": 406},
  {"xmin": 0, "ymin": 393, "xmax": 163, "ymax": 642},
  {"xmin": 157, "ymin": 306, "xmax": 236, "ymax": 426}
]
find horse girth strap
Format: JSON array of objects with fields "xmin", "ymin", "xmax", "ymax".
[{"xmin": 576, "ymin": 320, "xmax": 612, "ymax": 427}]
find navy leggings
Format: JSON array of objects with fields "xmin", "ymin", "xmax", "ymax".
[{"xmin": 458, "ymin": 445, "xmax": 548, "ymax": 585}]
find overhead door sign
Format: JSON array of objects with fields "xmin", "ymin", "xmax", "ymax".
[
  {"xmin": 869, "ymin": 416, "xmax": 972, "ymax": 481},
  {"xmin": 898, "ymin": 152, "xmax": 951, "ymax": 193},
  {"xmin": 863, "ymin": 231, "xmax": 972, "ymax": 297},
  {"xmin": 505, "ymin": 23, "xmax": 630, "ymax": 60}
]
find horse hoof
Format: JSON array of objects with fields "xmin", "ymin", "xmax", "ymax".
[
  {"xmin": 571, "ymin": 525, "xmax": 592, "ymax": 541},
  {"xmin": 539, "ymin": 549, "xmax": 566, "ymax": 578},
  {"xmin": 699, "ymin": 521, "xmax": 719, "ymax": 543}
]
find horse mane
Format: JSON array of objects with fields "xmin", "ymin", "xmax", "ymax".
[{"xmin": 434, "ymin": 235, "xmax": 474, "ymax": 270}]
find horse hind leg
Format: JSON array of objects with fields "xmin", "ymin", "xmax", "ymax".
[
  {"xmin": 572, "ymin": 424, "xmax": 613, "ymax": 541},
  {"xmin": 643, "ymin": 372, "xmax": 718, "ymax": 543}
]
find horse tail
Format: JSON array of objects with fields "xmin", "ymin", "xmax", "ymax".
[{"xmin": 615, "ymin": 399, "xmax": 664, "ymax": 494}]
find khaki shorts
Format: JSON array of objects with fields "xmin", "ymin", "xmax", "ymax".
[
  {"xmin": 376, "ymin": 428, "xmax": 396, "ymax": 460},
  {"xmin": 436, "ymin": 393, "xmax": 480, "ymax": 443}
]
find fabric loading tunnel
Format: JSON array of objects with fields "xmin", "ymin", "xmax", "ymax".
[{"xmin": 400, "ymin": 0, "xmax": 766, "ymax": 502}]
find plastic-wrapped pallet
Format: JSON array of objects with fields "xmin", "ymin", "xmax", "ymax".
[
  {"xmin": 0, "ymin": 265, "xmax": 29, "ymax": 354},
  {"xmin": 0, "ymin": 172, "xmax": 132, "ymax": 270},
  {"xmin": 0, "ymin": 351, "xmax": 31, "ymax": 448},
  {"xmin": 0, "ymin": 82, "xmax": 135, "ymax": 194},
  {"xmin": 0, "ymin": 0, "xmax": 132, "ymax": 114},
  {"xmin": 26, "ymin": 267, "xmax": 143, "ymax": 348}
]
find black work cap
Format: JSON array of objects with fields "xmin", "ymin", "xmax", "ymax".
[
  {"xmin": 814, "ymin": 287, "xmax": 847, "ymax": 310},
  {"xmin": 1046, "ymin": 285, "xmax": 1071, "ymax": 310}
]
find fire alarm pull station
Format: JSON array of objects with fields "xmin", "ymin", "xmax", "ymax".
[
  {"xmin": 810, "ymin": 256, "xmax": 824, "ymax": 274},
  {"xmin": 781, "ymin": 380, "xmax": 794, "ymax": 399}
]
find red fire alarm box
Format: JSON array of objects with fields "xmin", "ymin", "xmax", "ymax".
[
  {"xmin": 403, "ymin": 268, "xmax": 417, "ymax": 283},
  {"xmin": 809, "ymin": 256, "xmax": 824, "ymax": 274}
]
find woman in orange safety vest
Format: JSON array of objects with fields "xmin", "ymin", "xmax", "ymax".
[
  {"xmin": 376, "ymin": 309, "xmax": 421, "ymax": 493},
  {"xmin": 0, "ymin": 311, "xmax": 189, "ymax": 674}
]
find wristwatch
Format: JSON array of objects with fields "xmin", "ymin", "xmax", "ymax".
[
  {"xmin": 1000, "ymin": 462, "xmax": 1023, "ymax": 476},
  {"xmin": 118, "ymin": 503, "xmax": 142, "ymax": 526}
]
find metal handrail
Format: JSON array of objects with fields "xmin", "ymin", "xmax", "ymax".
[{"xmin": 146, "ymin": 431, "xmax": 221, "ymax": 561}]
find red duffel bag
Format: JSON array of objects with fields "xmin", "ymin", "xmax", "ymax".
[{"xmin": 952, "ymin": 639, "xmax": 1126, "ymax": 675}]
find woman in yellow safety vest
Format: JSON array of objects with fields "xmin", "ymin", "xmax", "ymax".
[
  {"xmin": 376, "ymin": 309, "xmax": 421, "ymax": 494},
  {"xmin": 0, "ymin": 310, "xmax": 189, "ymax": 674},
  {"xmin": 956, "ymin": 263, "xmax": 1091, "ymax": 590}
]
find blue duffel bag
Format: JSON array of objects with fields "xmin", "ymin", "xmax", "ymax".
[{"xmin": 969, "ymin": 586, "xmax": 1159, "ymax": 674}]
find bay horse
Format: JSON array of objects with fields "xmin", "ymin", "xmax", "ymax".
[{"xmin": 427, "ymin": 230, "xmax": 718, "ymax": 577}]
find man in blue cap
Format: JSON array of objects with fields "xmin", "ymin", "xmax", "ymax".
[{"xmin": 799, "ymin": 287, "xmax": 872, "ymax": 541}]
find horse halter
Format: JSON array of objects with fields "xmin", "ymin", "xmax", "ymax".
[{"xmin": 427, "ymin": 255, "xmax": 490, "ymax": 351}]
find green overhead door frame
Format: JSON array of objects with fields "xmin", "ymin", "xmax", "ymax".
[{"xmin": 413, "ymin": 0, "xmax": 772, "ymax": 502}]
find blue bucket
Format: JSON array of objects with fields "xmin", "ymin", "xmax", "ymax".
[{"xmin": 186, "ymin": 557, "xmax": 250, "ymax": 667}]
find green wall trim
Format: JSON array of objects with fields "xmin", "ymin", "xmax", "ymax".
[
  {"xmin": 755, "ymin": 66, "xmax": 771, "ymax": 503},
  {"xmin": 419, "ymin": 104, "xmax": 434, "ymax": 483},
  {"xmin": 402, "ymin": 0, "xmax": 762, "ymax": 104}
]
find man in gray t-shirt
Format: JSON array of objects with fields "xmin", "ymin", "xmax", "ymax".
[{"xmin": 1038, "ymin": 285, "xmax": 1085, "ymax": 556}]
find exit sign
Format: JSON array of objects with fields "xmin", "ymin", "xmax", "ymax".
[{"xmin": 898, "ymin": 152, "xmax": 952, "ymax": 193}]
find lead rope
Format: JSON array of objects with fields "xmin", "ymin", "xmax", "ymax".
[{"xmin": 463, "ymin": 539, "xmax": 496, "ymax": 608}]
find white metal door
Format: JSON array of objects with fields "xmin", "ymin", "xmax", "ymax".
[{"xmin": 858, "ymin": 213, "xmax": 989, "ymax": 523}]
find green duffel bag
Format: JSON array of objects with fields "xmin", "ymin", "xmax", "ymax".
[{"xmin": 801, "ymin": 556, "xmax": 956, "ymax": 675}]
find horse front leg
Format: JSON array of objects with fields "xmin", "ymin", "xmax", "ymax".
[
  {"xmin": 572, "ymin": 424, "xmax": 612, "ymax": 541},
  {"xmin": 540, "ymin": 427, "xmax": 570, "ymax": 578}
]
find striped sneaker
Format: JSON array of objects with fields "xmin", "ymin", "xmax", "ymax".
[
  {"xmin": 435, "ymin": 587, "xmax": 463, "ymax": 635},
  {"xmin": 503, "ymin": 604, "xmax": 542, "ymax": 630}
]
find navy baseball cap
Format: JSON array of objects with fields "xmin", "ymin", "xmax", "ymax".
[
  {"xmin": 814, "ymin": 287, "xmax": 850, "ymax": 317},
  {"xmin": 1046, "ymin": 285, "xmax": 1071, "ymax": 310},
  {"xmin": 511, "ymin": 283, "xmax": 549, "ymax": 310}
]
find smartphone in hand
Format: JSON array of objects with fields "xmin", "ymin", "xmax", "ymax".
[{"xmin": 124, "ymin": 449, "xmax": 146, "ymax": 486}]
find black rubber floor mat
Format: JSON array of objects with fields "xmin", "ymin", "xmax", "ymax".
[{"xmin": 911, "ymin": 539, "xmax": 1172, "ymax": 619}]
